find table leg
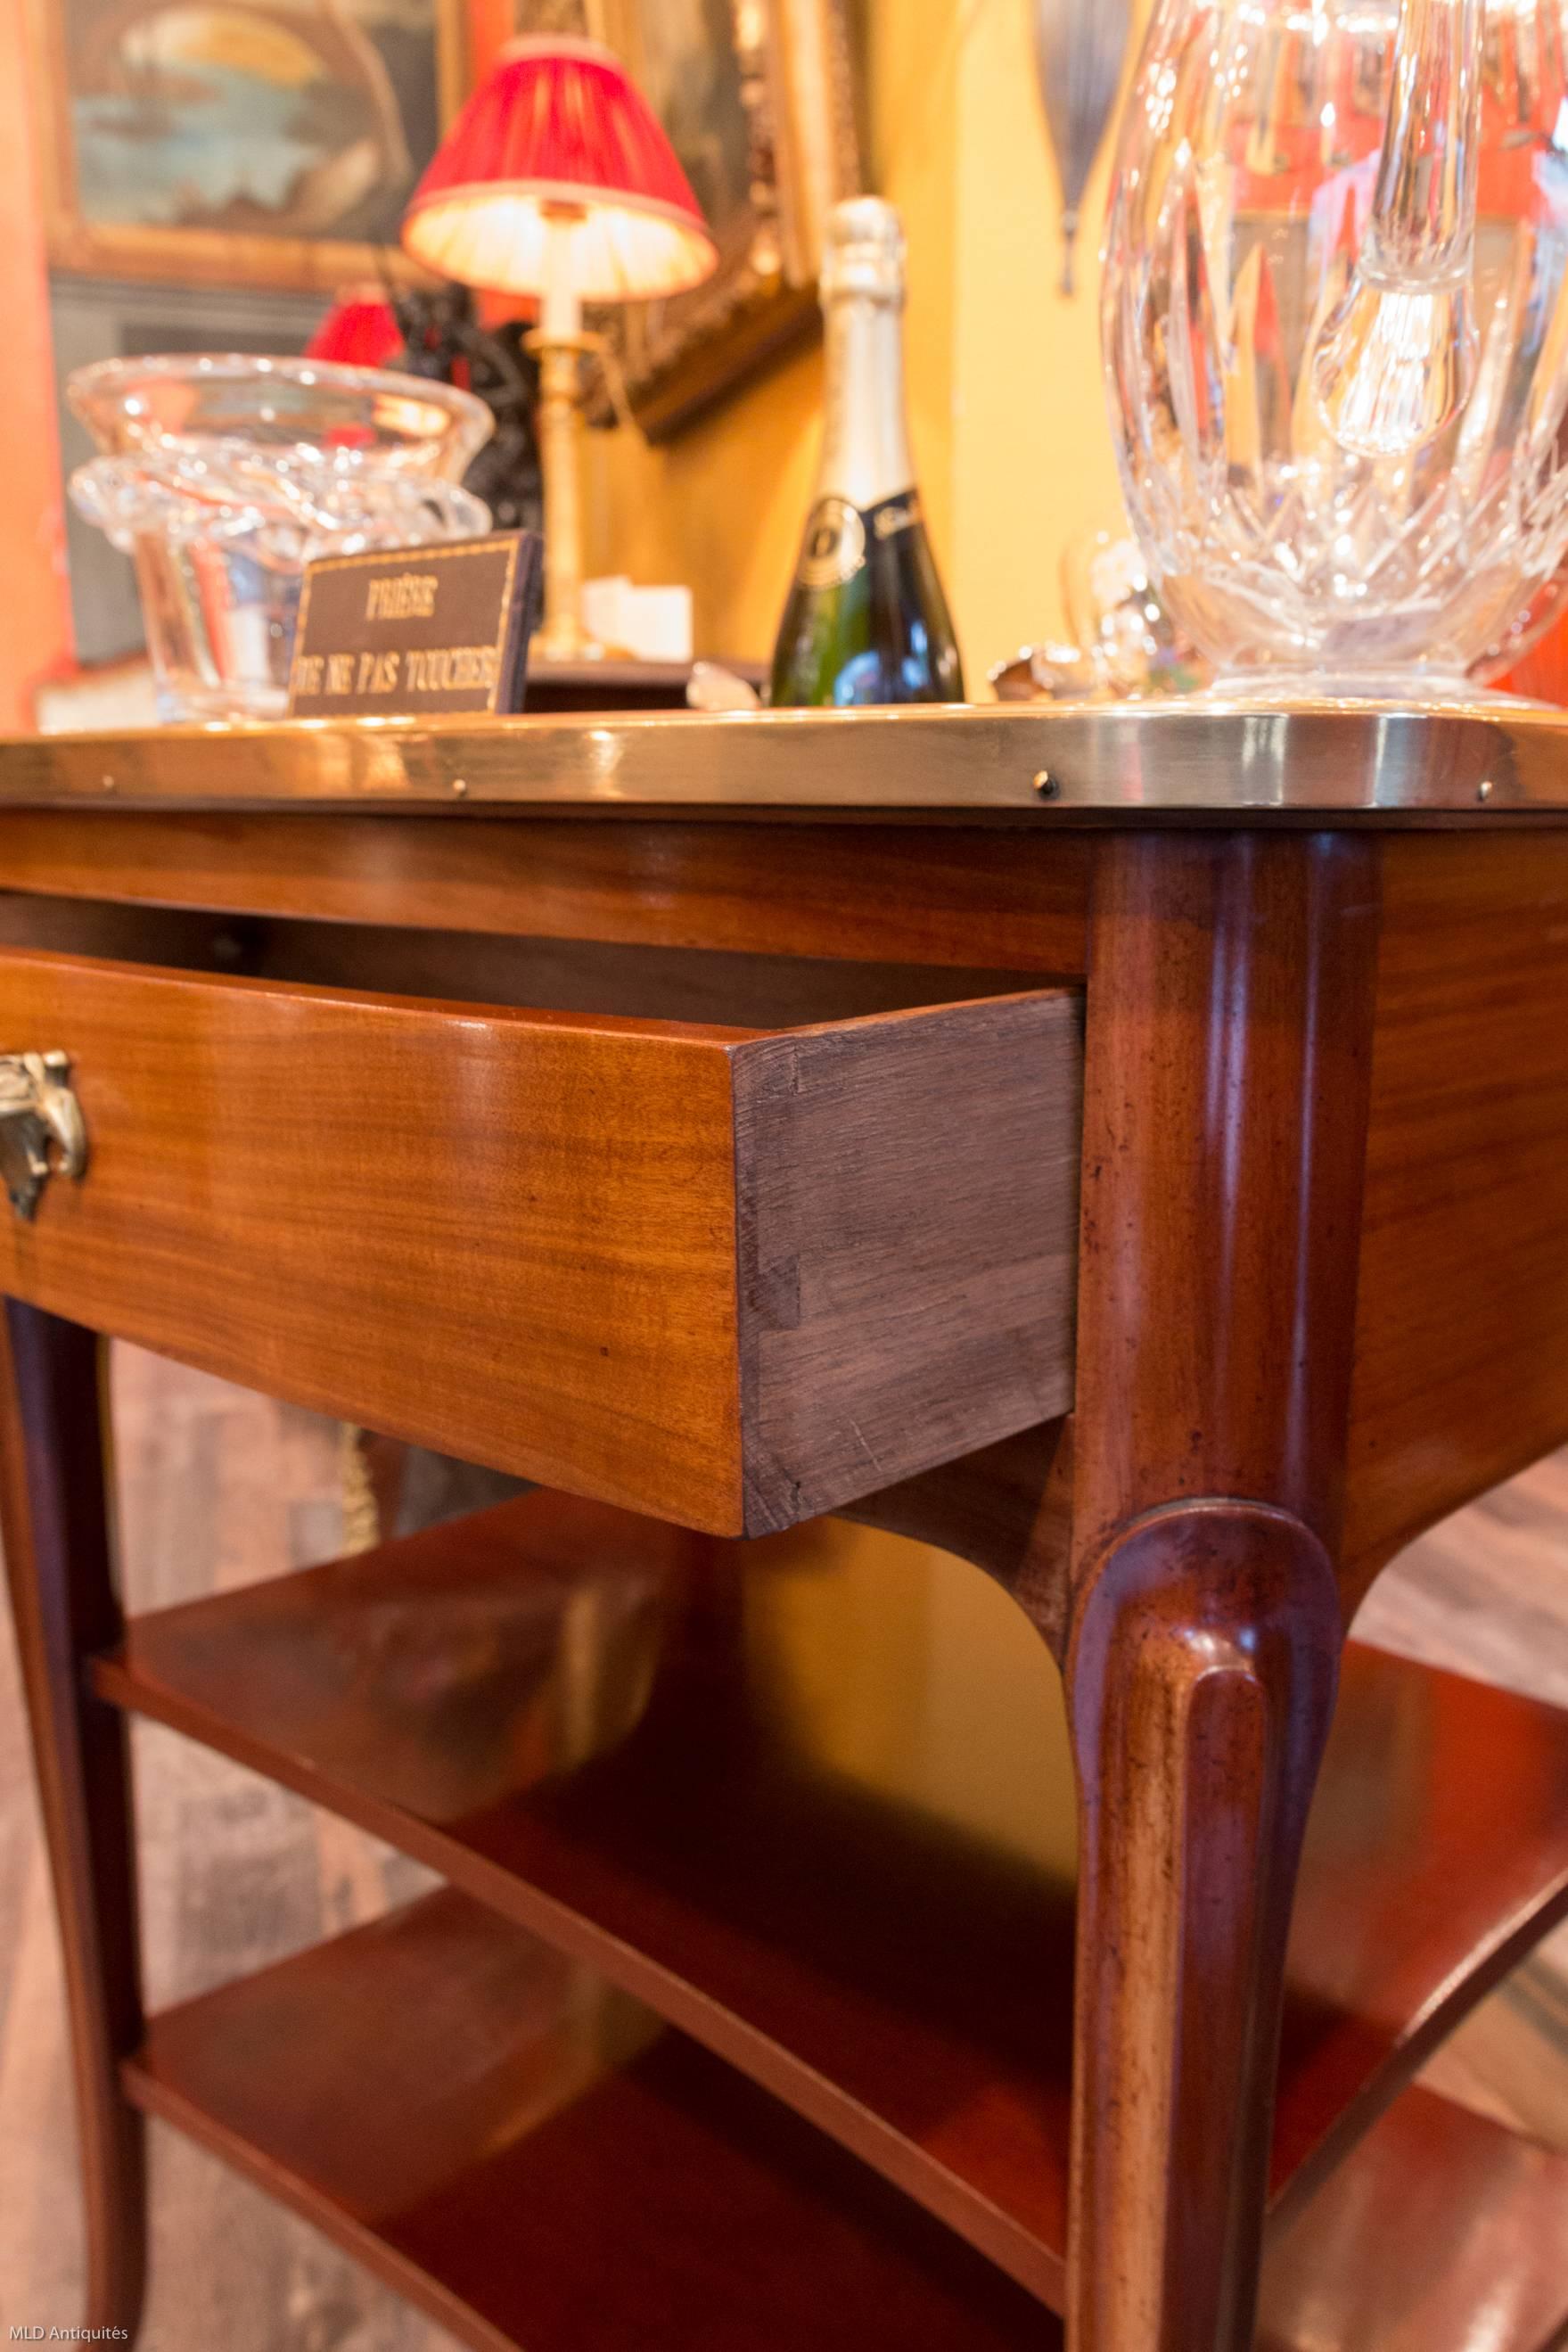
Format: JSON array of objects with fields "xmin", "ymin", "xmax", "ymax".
[
  {"xmin": 1066, "ymin": 1502, "xmax": 1339, "ymax": 2348},
  {"xmin": 1063, "ymin": 832, "xmax": 1380, "ymax": 2352},
  {"xmin": 0, "ymin": 1302, "xmax": 145, "ymax": 2340}
]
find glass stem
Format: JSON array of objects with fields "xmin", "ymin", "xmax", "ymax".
[
  {"xmin": 1362, "ymin": 0, "xmax": 1484, "ymax": 290},
  {"xmin": 1309, "ymin": 0, "xmax": 1484, "ymax": 456}
]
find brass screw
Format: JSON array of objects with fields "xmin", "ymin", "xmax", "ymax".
[
  {"xmin": 452, "ymin": 777, "xmax": 468, "ymax": 796},
  {"xmin": 1477, "ymin": 778, "xmax": 1494, "ymax": 803},
  {"xmin": 101, "ymin": 774, "xmax": 116, "ymax": 792},
  {"xmin": 1034, "ymin": 769, "xmax": 1060, "ymax": 800}
]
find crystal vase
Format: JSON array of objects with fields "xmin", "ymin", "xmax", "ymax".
[
  {"xmin": 1102, "ymin": 0, "xmax": 1568, "ymax": 697},
  {"xmin": 69, "ymin": 356, "xmax": 493, "ymax": 721}
]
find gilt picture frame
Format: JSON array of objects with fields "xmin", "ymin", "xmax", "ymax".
[
  {"xmin": 28, "ymin": 0, "xmax": 467, "ymax": 294},
  {"xmin": 579, "ymin": 0, "xmax": 862, "ymax": 439}
]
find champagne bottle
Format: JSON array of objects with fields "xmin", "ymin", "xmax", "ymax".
[{"xmin": 769, "ymin": 200, "xmax": 965, "ymax": 708}]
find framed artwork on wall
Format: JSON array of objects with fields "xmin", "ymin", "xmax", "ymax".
[
  {"xmin": 517, "ymin": 0, "xmax": 861, "ymax": 438},
  {"xmin": 28, "ymin": 0, "xmax": 467, "ymax": 292}
]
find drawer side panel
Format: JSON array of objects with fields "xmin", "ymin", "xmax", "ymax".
[{"xmin": 735, "ymin": 991, "xmax": 1083, "ymax": 1534}]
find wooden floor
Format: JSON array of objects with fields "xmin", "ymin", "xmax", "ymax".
[{"xmin": 1, "ymin": 1345, "xmax": 1565, "ymax": 2348}]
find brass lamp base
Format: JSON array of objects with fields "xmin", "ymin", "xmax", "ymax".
[
  {"xmin": 527, "ymin": 327, "xmax": 604, "ymax": 664},
  {"xmin": 535, "ymin": 627, "xmax": 608, "ymax": 663}
]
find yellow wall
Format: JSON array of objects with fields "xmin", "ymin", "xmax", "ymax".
[
  {"xmin": 949, "ymin": 0, "xmax": 1129, "ymax": 670},
  {"xmin": 864, "ymin": 0, "xmax": 962, "ymax": 573},
  {"xmin": 582, "ymin": 0, "xmax": 1133, "ymax": 680},
  {"xmin": 744, "ymin": 1518, "xmax": 1079, "ymax": 1879},
  {"xmin": 582, "ymin": 339, "xmax": 825, "ymax": 662}
]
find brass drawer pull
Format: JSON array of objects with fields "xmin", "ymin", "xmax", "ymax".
[{"xmin": 0, "ymin": 1052, "xmax": 86, "ymax": 1221}]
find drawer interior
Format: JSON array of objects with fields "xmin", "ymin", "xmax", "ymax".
[{"xmin": 0, "ymin": 891, "xmax": 1058, "ymax": 1032}]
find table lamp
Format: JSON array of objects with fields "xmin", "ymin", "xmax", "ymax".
[
  {"xmin": 305, "ymin": 287, "xmax": 402, "ymax": 369},
  {"xmin": 402, "ymin": 37, "xmax": 717, "ymax": 662}
]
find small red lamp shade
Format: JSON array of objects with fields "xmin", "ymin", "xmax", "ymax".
[
  {"xmin": 402, "ymin": 37, "xmax": 716, "ymax": 303},
  {"xmin": 305, "ymin": 290, "xmax": 403, "ymax": 369}
]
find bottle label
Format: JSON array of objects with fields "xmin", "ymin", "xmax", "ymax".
[
  {"xmin": 870, "ymin": 492, "xmax": 923, "ymax": 543},
  {"xmin": 797, "ymin": 490, "xmax": 921, "ymax": 589}
]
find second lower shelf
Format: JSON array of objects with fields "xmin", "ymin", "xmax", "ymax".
[
  {"xmin": 95, "ymin": 1489, "xmax": 1568, "ymax": 2314},
  {"xmin": 131, "ymin": 1886, "xmax": 1568, "ymax": 2352},
  {"xmin": 127, "ymin": 1884, "xmax": 1050, "ymax": 2352}
]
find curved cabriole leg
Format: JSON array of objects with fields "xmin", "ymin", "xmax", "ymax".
[
  {"xmin": 0, "ymin": 1302, "xmax": 145, "ymax": 2340},
  {"xmin": 1065, "ymin": 830, "xmax": 1381, "ymax": 2352},
  {"xmin": 1065, "ymin": 1501, "xmax": 1341, "ymax": 2352}
]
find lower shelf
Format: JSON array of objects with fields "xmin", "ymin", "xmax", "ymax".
[
  {"xmin": 95, "ymin": 1490, "xmax": 1568, "ymax": 2307},
  {"xmin": 1260, "ymin": 2085, "xmax": 1568, "ymax": 2352},
  {"xmin": 127, "ymin": 1888, "xmax": 1568, "ymax": 2352},
  {"xmin": 125, "ymin": 1887, "xmax": 1051, "ymax": 2352}
]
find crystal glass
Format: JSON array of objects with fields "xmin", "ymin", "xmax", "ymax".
[
  {"xmin": 1102, "ymin": 0, "xmax": 1568, "ymax": 696},
  {"xmin": 69, "ymin": 355, "xmax": 493, "ymax": 721}
]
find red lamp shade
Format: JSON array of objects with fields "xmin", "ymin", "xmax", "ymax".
[
  {"xmin": 305, "ymin": 291, "xmax": 403, "ymax": 369},
  {"xmin": 402, "ymin": 37, "xmax": 716, "ymax": 303}
]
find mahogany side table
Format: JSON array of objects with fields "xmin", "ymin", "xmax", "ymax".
[{"xmin": 2, "ymin": 702, "xmax": 1568, "ymax": 2352}]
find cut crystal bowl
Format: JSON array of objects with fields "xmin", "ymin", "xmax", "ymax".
[{"xmin": 69, "ymin": 355, "xmax": 493, "ymax": 721}]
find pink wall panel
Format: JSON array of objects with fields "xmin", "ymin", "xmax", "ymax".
[{"xmin": 0, "ymin": 4, "xmax": 74, "ymax": 728}]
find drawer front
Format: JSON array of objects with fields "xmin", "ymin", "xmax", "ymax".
[
  {"xmin": 0, "ymin": 952, "xmax": 1081, "ymax": 1534},
  {"xmin": 0, "ymin": 953, "xmax": 745, "ymax": 1527}
]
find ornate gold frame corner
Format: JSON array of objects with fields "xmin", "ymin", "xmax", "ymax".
[{"xmin": 588, "ymin": 0, "xmax": 862, "ymax": 440}]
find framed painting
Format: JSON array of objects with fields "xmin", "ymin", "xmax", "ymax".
[
  {"xmin": 517, "ymin": 0, "xmax": 861, "ymax": 439},
  {"xmin": 28, "ymin": 0, "xmax": 468, "ymax": 292}
]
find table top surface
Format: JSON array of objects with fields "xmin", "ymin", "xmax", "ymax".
[{"xmin": 5, "ymin": 698, "xmax": 1568, "ymax": 820}]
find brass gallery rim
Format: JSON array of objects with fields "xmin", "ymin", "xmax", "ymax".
[{"xmin": 4, "ymin": 701, "xmax": 1568, "ymax": 816}]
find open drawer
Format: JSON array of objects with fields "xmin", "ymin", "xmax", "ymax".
[{"xmin": 0, "ymin": 949, "xmax": 1081, "ymax": 1533}]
